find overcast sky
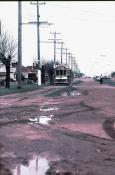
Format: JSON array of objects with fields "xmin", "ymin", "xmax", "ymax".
[{"xmin": 0, "ymin": 1, "xmax": 115, "ymax": 76}]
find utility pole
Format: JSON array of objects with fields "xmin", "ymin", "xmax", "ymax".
[
  {"xmin": 0, "ymin": 20, "xmax": 1, "ymax": 35},
  {"xmin": 71, "ymin": 54, "xmax": 73, "ymax": 71},
  {"xmin": 49, "ymin": 31, "xmax": 61, "ymax": 67},
  {"xmin": 60, "ymin": 42, "xmax": 64, "ymax": 64},
  {"xmin": 68, "ymin": 52, "xmax": 71, "ymax": 68},
  {"xmin": 29, "ymin": 1, "xmax": 51, "ymax": 86},
  {"xmin": 30, "ymin": 1, "xmax": 44, "ymax": 86},
  {"xmin": 72, "ymin": 56, "xmax": 76, "ymax": 77},
  {"xmin": 76, "ymin": 63, "xmax": 79, "ymax": 76},
  {"xmin": 36, "ymin": 1, "xmax": 41, "ymax": 86},
  {"xmin": 17, "ymin": 1, "xmax": 22, "ymax": 89},
  {"xmin": 57, "ymin": 41, "xmax": 64, "ymax": 64},
  {"xmin": 71, "ymin": 55, "xmax": 75, "ymax": 73},
  {"xmin": 65, "ymin": 48, "xmax": 68, "ymax": 65},
  {"xmin": 73, "ymin": 57, "xmax": 76, "ymax": 74},
  {"xmin": 63, "ymin": 48, "xmax": 68, "ymax": 65},
  {"xmin": 0, "ymin": 20, "xmax": 1, "ymax": 67}
]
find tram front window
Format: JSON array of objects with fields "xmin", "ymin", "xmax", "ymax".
[
  {"xmin": 60, "ymin": 70, "xmax": 63, "ymax": 75},
  {"xmin": 56, "ymin": 70, "xmax": 59, "ymax": 75},
  {"xmin": 64, "ymin": 70, "xmax": 66, "ymax": 75}
]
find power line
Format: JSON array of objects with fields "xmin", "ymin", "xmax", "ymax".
[
  {"xmin": 47, "ymin": 2, "xmax": 115, "ymax": 23},
  {"xmin": 47, "ymin": 2, "xmax": 115, "ymax": 19}
]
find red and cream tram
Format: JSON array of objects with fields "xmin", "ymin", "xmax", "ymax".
[{"xmin": 54, "ymin": 64, "xmax": 73, "ymax": 85}]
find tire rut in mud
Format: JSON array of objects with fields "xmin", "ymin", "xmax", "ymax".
[
  {"xmin": 103, "ymin": 118, "xmax": 115, "ymax": 139},
  {"xmin": 0, "ymin": 119, "xmax": 29, "ymax": 127}
]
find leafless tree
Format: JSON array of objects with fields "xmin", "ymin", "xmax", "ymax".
[{"xmin": 0, "ymin": 32, "xmax": 17, "ymax": 88}]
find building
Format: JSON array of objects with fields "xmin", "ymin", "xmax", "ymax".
[{"xmin": 0, "ymin": 61, "xmax": 38, "ymax": 85}]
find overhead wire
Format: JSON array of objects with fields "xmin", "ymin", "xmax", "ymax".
[
  {"xmin": 46, "ymin": 2, "xmax": 115, "ymax": 23},
  {"xmin": 46, "ymin": 2, "xmax": 115, "ymax": 17}
]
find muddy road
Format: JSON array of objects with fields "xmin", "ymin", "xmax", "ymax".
[{"xmin": 1, "ymin": 78, "xmax": 115, "ymax": 175}]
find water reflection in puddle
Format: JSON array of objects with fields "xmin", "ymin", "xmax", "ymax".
[
  {"xmin": 29, "ymin": 115, "xmax": 54, "ymax": 125},
  {"xmin": 62, "ymin": 91, "xmax": 80, "ymax": 96},
  {"xmin": 40, "ymin": 106, "xmax": 59, "ymax": 112},
  {"xmin": 13, "ymin": 156, "xmax": 49, "ymax": 175},
  {"xmin": 39, "ymin": 115, "xmax": 53, "ymax": 125}
]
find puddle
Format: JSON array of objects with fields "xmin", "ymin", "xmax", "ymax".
[
  {"xmin": 40, "ymin": 106, "xmax": 59, "ymax": 112},
  {"xmin": 29, "ymin": 118, "xmax": 38, "ymax": 123},
  {"xmin": 29, "ymin": 115, "xmax": 54, "ymax": 125},
  {"xmin": 62, "ymin": 91, "xmax": 80, "ymax": 96},
  {"xmin": 39, "ymin": 115, "xmax": 53, "ymax": 125},
  {"xmin": 0, "ymin": 115, "xmax": 54, "ymax": 127},
  {"xmin": 13, "ymin": 156, "xmax": 50, "ymax": 175}
]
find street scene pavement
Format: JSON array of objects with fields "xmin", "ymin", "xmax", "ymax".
[{"xmin": 1, "ymin": 78, "xmax": 115, "ymax": 175}]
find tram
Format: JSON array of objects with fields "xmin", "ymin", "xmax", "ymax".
[{"xmin": 53, "ymin": 64, "xmax": 73, "ymax": 85}]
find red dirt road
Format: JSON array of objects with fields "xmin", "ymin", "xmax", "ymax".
[{"xmin": 1, "ymin": 78, "xmax": 115, "ymax": 175}]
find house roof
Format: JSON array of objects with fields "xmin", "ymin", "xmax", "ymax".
[{"xmin": 21, "ymin": 66, "xmax": 37, "ymax": 73}]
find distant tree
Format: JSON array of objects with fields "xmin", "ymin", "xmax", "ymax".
[
  {"xmin": 111, "ymin": 72, "xmax": 115, "ymax": 77},
  {"xmin": 0, "ymin": 32, "xmax": 17, "ymax": 88},
  {"xmin": 42, "ymin": 60, "xmax": 54, "ymax": 84},
  {"xmin": 79, "ymin": 72, "xmax": 85, "ymax": 77},
  {"xmin": 32, "ymin": 59, "xmax": 60, "ymax": 84}
]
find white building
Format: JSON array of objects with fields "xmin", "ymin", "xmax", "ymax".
[{"xmin": 0, "ymin": 62, "xmax": 16, "ymax": 81}]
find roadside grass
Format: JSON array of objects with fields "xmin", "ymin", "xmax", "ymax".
[
  {"xmin": 94, "ymin": 79, "xmax": 115, "ymax": 86},
  {"xmin": 103, "ymin": 79, "xmax": 115, "ymax": 86},
  {"xmin": 0, "ymin": 84, "xmax": 42, "ymax": 96},
  {"xmin": 0, "ymin": 79, "xmax": 82, "ymax": 97}
]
